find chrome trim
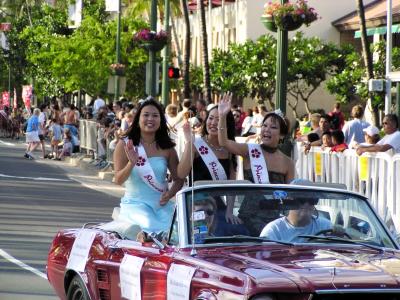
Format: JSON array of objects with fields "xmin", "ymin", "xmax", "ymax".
[{"xmin": 315, "ymin": 289, "xmax": 400, "ymax": 294}]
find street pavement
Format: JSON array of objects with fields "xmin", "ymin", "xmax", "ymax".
[{"xmin": 0, "ymin": 138, "xmax": 123, "ymax": 299}]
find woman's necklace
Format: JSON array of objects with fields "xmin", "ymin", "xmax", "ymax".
[
  {"xmin": 140, "ymin": 139, "xmax": 156, "ymax": 147},
  {"xmin": 206, "ymin": 136, "xmax": 224, "ymax": 152}
]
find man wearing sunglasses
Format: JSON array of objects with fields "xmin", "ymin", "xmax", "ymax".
[{"xmin": 357, "ymin": 114, "xmax": 400, "ymax": 155}]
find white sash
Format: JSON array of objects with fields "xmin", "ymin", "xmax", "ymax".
[
  {"xmin": 124, "ymin": 139, "xmax": 167, "ymax": 193},
  {"xmin": 193, "ymin": 137, "xmax": 227, "ymax": 181},
  {"xmin": 248, "ymin": 144, "xmax": 270, "ymax": 184}
]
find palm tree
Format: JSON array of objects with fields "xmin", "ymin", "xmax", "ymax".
[{"xmin": 198, "ymin": 0, "xmax": 211, "ymax": 103}]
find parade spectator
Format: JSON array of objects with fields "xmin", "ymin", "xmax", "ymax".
[
  {"xmin": 232, "ymin": 109, "xmax": 242, "ymax": 136},
  {"xmin": 297, "ymin": 113, "xmax": 320, "ymax": 142},
  {"xmin": 252, "ymin": 105, "xmax": 268, "ymax": 134},
  {"xmin": 38, "ymin": 104, "xmax": 48, "ymax": 158},
  {"xmin": 10, "ymin": 108, "xmax": 23, "ymax": 140},
  {"xmin": 113, "ymin": 101, "xmax": 122, "ymax": 117},
  {"xmin": 328, "ymin": 102, "xmax": 345, "ymax": 131},
  {"xmin": 330, "ymin": 130, "xmax": 348, "ymax": 153},
  {"xmin": 352, "ymin": 125, "xmax": 380, "ymax": 149},
  {"xmin": 113, "ymin": 98, "xmax": 184, "ymax": 233},
  {"xmin": 49, "ymin": 118, "xmax": 62, "ymax": 159},
  {"xmin": 165, "ymin": 104, "xmax": 178, "ymax": 127},
  {"xmin": 177, "ymin": 105, "xmax": 244, "ymax": 228},
  {"xmin": 321, "ymin": 131, "xmax": 333, "ymax": 150},
  {"xmin": 342, "ymin": 104, "xmax": 369, "ymax": 145},
  {"xmin": 93, "ymin": 95, "xmax": 105, "ymax": 117},
  {"xmin": 241, "ymin": 108, "xmax": 256, "ymax": 137},
  {"xmin": 196, "ymin": 99, "xmax": 207, "ymax": 123},
  {"xmin": 58, "ymin": 128, "xmax": 73, "ymax": 160},
  {"xmin": 24, "ymin": 108, "xmax": 41, "ymax": 159},
  {"xmin": 64, "ymin": 104, "xmax": 78, "ymax": 137},
  {"xmin": 357, "ymin": 114, "xmax": 400, "ymax": 155}
]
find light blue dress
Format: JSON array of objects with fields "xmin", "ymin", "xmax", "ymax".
[{"xmin": 119, "ymin": 157, "xmax": 174, "ymax": 233}]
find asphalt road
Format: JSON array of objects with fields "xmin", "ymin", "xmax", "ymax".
[{"xmin": 0, "ymin": 138, "xmax": 122, "ymax": 299}]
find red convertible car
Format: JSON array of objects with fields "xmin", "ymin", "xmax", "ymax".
[{"xmin": 47, "ymin": 181, "xmax": 400, "ymax": 300}]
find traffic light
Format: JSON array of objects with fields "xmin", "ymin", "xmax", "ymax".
[{"xmin": 168, "ymin": 67, "xmax": 180, "ymax": 79}]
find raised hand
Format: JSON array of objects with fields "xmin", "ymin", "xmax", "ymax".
[
  {"xmin": 124, "ymin": 139, "xmax": 139, "ymax": 165},
  {"xmin": 218, "ymin": 92, "xmax": 232, "ymax": 116},
  {"xmin": 182, "ymin": 121, "xmax": 194, "ymax": 143}
]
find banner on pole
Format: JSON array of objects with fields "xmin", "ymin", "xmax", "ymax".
[
  {"xmin": 13, "ymin": 88, "xmax": 17, "ymax": 109},
  {"xmin": 105, "ymin": 0, "xmax": 119, "ymax": 12},
  {"xmin": 68, "ymin": 0, "xmax": 82, "ymax": 28},
  {"xmin": 0, "ymin": 23, "xmax": 12, "ymax": 31},
  {"xmin": 2, "ymin": 91, "xmax": 10, "ymax": 108},
  {"xmin": 22, "ymin": 85, "xmax": 33, "ymax": 111}
]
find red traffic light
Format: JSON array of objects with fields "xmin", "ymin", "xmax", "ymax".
[{"xmin": 168, "ymin": 67, "xmax": 180, "ymax": 79}]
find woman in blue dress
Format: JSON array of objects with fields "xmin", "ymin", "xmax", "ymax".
[{"xmin": 113, "ymin": 98, "xmax": 183, "ymax": 233}]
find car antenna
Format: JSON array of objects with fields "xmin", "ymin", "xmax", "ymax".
[{"xmin": 189, "ymin": 116, "xmax": 197, "ymax": 257}]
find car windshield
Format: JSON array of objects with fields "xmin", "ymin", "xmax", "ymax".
[{"xmin": 184, "ymin": 186, "xmax": 396, "ymax": 249}]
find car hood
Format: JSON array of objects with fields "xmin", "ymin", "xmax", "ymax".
[{"xmin": 199, "ymin": 245, "xmax": 400, "ymax": 292}]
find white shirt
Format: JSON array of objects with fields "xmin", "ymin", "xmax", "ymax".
[
  {"xmin": 38, "ymin": 112, "xmax": 47, "ymax": 135},
  {"xmin": 93, "ymin": 98, "xmax": 105, "ymax": 113},
  {"xmin": 241, "ymin": 116, "xmax": 256, "ymax": 135},
  {"xmin": 377, "ymin": 131, "xmax": 400, "ymax": 153},
  {"xmin": 260, "ymin": 216, "xmax": 332, "ymax": 243}
]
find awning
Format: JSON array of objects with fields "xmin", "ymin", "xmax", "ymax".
[{"xmin": 354, "ymin": 24, "xmax": 400, "ymax": 38}]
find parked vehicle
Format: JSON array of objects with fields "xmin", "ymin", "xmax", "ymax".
[{"xmin": 47, "ymin": 182, "xmax": 400, "ymax": 300}]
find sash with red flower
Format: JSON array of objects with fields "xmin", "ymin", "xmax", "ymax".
[{"xmin": 248, "ymin": 143, "xmax": 270, "ymax": 184}]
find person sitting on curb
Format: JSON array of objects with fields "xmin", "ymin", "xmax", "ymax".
[{"xmin": 356, "ymin": 114, "xmax": 400, "ymax": 155}]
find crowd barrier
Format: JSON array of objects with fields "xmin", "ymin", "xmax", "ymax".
[{"xmin": 295, "ymin": 143, "xmax": 400, "ymax": 233}]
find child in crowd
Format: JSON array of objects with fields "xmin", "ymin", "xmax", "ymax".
[
  {"xmin": 49, "ymin": 118, "xmax": 62, "ymax": 159},
  {"xmin": 330, "ymin": 130, "xmax": 348, "ymax": 153},
  {"xmin": 58, "ymin": 129, "xmax": 73, "ymax": 160},
  {"xmin": 321, "ymin": 131, "xmax": 333, "ymax": 150},
  {"xmin": 352, "ymin": 125, "xmax": 380, "ymax": 149}
]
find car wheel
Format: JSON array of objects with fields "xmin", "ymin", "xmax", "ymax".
[{"xmin": 66, "ymin": 275, "xmax": 90, "ymax": 300}]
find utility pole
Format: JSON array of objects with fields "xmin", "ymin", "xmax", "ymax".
[
  {"xmin": 161, "ymin": 0, "xmax": 171, "ymax": 106},
  {"xmin": 275, "ymin": 0, "xmax": 288, "ymax": 114},
  {"xmin": 114, "ymin": 0, "xmax": 121, "ymax": 100}
]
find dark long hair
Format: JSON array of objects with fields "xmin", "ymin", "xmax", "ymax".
[
  {"xmin": 262, "ymin": 112, "xmax": 289, "ymax": 136},
  {"xmin": 201, "ymin": 105, "xmax": 237, "ymax": 169},
  {"xmin": 126, "ymin": 98, "xmax": 175, "ymax": 149}
]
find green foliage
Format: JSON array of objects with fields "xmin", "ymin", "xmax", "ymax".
[
  {"xmin": 287, "ymin": 32, "xmax": 344, "ymax": 114},
  {"xmin": 326, "ymin": 40, "xmax": 400, "ymax": 109}
]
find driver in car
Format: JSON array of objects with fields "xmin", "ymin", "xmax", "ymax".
[{"xmin": 259, "ymin": 198, "xmax": 332, "ymax": 243}]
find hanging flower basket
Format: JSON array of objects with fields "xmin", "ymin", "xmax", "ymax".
[
  {"xmin": 261, "ymin": 15, "xmax": 277, "ymax": 32},
  {"xmin": 261, "ymin": 0, "xmax": 318, "ymax": 32},
  {"xmin": 133, "ymin": 29, "xmax": 168, "ymax": 52},
  {"xmin": 109, "ymin": 63, "xmax": 126, "ymax": 76},
  {"xmin": 141, "ymin": 40, "xmax": 167, "ymax": 52}
]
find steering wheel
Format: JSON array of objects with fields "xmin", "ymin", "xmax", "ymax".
[{"xmin": 314, "ymin": 228, "xmax": 352, "ymax": 240}]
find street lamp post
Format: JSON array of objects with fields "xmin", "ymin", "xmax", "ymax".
[
  {"xmin": 161, "ymin": 0, "xmax": 171, "ymax": 106},
  {"xmin": 275, "ymin": 0, "xmax": 288, "ymax": 115},
  {"xmin": 114, "ymin": 0, "xmax": 121, "ymax": 101},
  {"xmin": 148, "ymin": 0, "xmax": 158, "ymax": 97}
]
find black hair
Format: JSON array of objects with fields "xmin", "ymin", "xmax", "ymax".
[
  {"xmin": 321, "ymin": 131, "xmax": 331, "ymax": 138},
  {"xmin": 385, "ymin": 114, "xmax": 399, "ymax": 128},
  {"xmin": 201, "ymin": 106, "xmax": 237, "ymax": 169},
  {"xmin": 40, "ymin": 103, "xmax": 48, "ymax": 111},
  {"xmin": 126, "ymin": 98, "xmax": 175, "ymax": 149},
  {"xmin": 331, "ymin": 130, "xmax": 345, "ymax": 144},
  {"xmin": 307, "ymin": 132, "xmax": 320, "ymax": 143},
  {"xmin": 262, "ymin": 112, "xmax": 289, "ymax": 136}
]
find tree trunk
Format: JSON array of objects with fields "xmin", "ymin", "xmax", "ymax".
[
  {"xmin": 356, "ymin": 0, "xmax": 379, "ymax": 125},
  {"xmin": 198, "ymin": 0, "xmax": 212, "ymax": 103},
  {"xmin": 180, "ymin": 0, "xmax": 191, "ymax": 99}
]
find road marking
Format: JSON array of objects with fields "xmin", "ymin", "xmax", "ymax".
[
  {"xmin": 0, "ymin": 249, "xmax": 47, "ymax": 280},
  {"xmin": 0, "ymin": 140, "xmax": 14, "ymax": 146},
  {"xmin": 0, "ymin": 173, "xmax": 72, "ymax": 182}
]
